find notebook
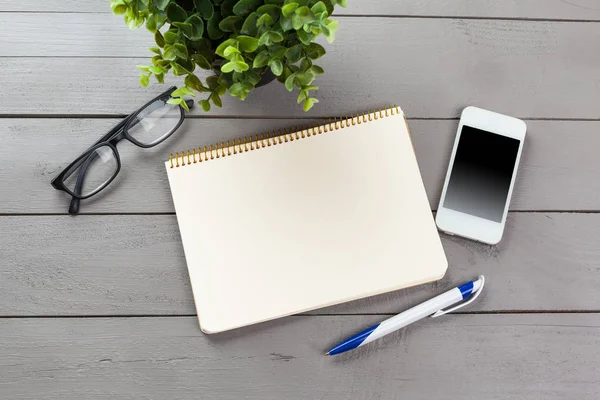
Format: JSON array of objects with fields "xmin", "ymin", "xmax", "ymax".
[{"xmin": 165, "ymin": 106, "xmax": 447, "ymax": 333}]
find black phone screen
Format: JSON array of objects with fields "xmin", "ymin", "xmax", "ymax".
[{"xmin": 443, "ymin": 125, "xmax": 521, "ymax": 222}]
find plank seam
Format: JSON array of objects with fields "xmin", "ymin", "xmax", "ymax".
[
  {"xmin": 1, "ymin": 310, "xmax": 599, "ymax": 319},
  {"xmin": 1, "ymin": 115, "xmax": 600, "ymax": 122},
  {"xmin": 0, "ymin": 211, "xmax": 599, "ymax": 217},
  {"xmin": 0, "ymin": 11, "xmax": 599, "ymax": 23}
]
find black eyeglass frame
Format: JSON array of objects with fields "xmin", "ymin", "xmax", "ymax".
[{"xmin": 51, "ymin": 86, "xmax": 193, "ymax": 212}]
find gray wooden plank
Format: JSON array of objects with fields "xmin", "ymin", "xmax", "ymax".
[
  {"xmin": 2, "ymin": 118, "xmax": 599, "ymax": 214},
  {"xmin": 2, "ymin": 213, "xmax": 599, "ymax": 316},
  {"xmin": 3, "ymin": 0, "xmax": 600, "ymax": 20},
  {"xmin": 1, "ymin": 315, "xmax": 599, "ymax": 399},
  {"xmin": 1, "ymin": 18, "xmax": 600, "ymax": 119}
]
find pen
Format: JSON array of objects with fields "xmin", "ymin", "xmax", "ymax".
[{"xmin": 326, "ymin": 276, "xmax": 485, "ymax": 356}]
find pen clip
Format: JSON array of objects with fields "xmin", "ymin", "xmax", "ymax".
[{"xmin": 430, "ymin": 275, "xmax": 485, "ymax": 318}]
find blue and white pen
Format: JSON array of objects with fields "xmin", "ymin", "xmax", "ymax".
[{"xmin": 326, "ymin": 276, "xmax": 485, "ymax": 356}]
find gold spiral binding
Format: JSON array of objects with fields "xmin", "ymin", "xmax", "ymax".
[{"xmin": 168, "ymin": 105, "xmax": 402, "ymax": 168}]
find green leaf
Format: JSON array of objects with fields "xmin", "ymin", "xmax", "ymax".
[
  {"xmin": 211, "ymin": 93, "xmax": 223, "ymax": 107},
  {"xmin": 292, "ymin": 6, "xmax": 314, "ymax": 30},
  {"xmin": 172, "ymin": 22, "xmax": 193, "ymax": 38},
  {"xmin": 168, "ymin": 97, "xmax": 189, "ymax": 111},
  {"xmin": 149, "ymin": 65, "xmax": 164, "ymax": 74},
  {"xmin": 269, "ymin": 59, "xmax": 283, "ymax": 76},
  {"xmin": 199, "ymin": 99, "xmax": 211, "ymax": 112},
  {"xmin": 149, "ymin": 46, "xmax": 162, "ymax": 55},
  {"xmin": 185, "ymin": 15, "xmax": 205, "ymax": 41},
  {"xmin": 246, "ymin": 70, "xmax": 261, "ymax": 85},
  {"xmin": 185, "ymin": 74, "xmax": 208, "ymax": 92},
  {"xmin": 164, "ymin": 30, "xmax": 180, "ymax": 45},
  {"xmin": 240, "ymin": 12, "xmax": 259, "ymax": 36},
  {"xmin": 281, "ymin": 2, "xmax": 298, "ymax": 17},
  {"xmin": 258, "ymin": 30, "xmax": 284, "ymax": 46},
  {"xmin": 216, "ymin": 39, "xmax": 238, "ymax": 57},
  {"xmin": 284, "ymin": 73, "xmax": 296, "ymax": 91},
  {"xmin": 303, "ymin": 97, "xmax": 318, "ymax": 111},
  {"xmin": 296, "ymin": 71, "xmax": 315, "ymax": 85},
  {"xmin": 280, "ymin": 15, "xmax": 293, "ymax": 31},
  {"xmin": 153, "ymin": 0, "xmax": 170, "ymax": 11},
  {"xmin": 221, "ymin": 60, "xmax": 249, "ymax": 73},
  {"xmin": 257, "ymin": 13, "xmax": 274, "ymax": 26},
  {"xmin": 323, "ymin": 19, "xmax": 339, "ymax": 43},
  {"xmin": 224, "ymin": 46, "xmax": 241, "ymax": 58},
  {"xmin": 252, "ymin": 50, "xmax": 270, "ymax": 68},
  {"xmin": 306, "ymin": 42, "xmax": 326, "ymax": 59},
  {"xmin": 310, "ymin": 1, "xmax": 328, "ymax": 16},
  {"xmin": 220, "ymin": 0, "xmax": 237, "ymax": 16},
  {"xmin": 257, "ymin": 4, "xmax": 280, "ymax": 22},
  {"xmin": 233, "ymin": 0, "xmax": 262, "ymax": 16},
  {"xmin": 194, "ymin": 0, "xmax": 214, "ymax": 20},
  {"xmin": 336, "ymin": 0, "xmax": 347, "ymax": 7},
  {"xmin": 299, "ymin": 57, "xmax": 312, "ymax": 71},
  {"xmin": 310, "ymin": 64, "xmax": 324, "ymax": 75},
  {"xmin": 180, "ymin": 99, "xmax": 190, "ymax": 111},
  {"xmin": 170, "ymin": 62, "xmax": 191, "ymax": 76},
  {"xmin": 297, "ymin": 89, "xmax": 307, "ymax": 104},
  {"xmin": 167, "ymin": 98, "xmax": 182, "ymax": 106},
  {"xmin": 140, "ymin": 73, "xmax": 150, "ymax": 87},
  {"xmin": 146, "ymin": 13, "xmax": 164, "ymax": 33},
  {"xmin": 269, "ymin": 45, "xmax": 287, "ymax": 59},
  {"xmin": 111, "ymin": 0, "xmax": 128, "ymax": 15},
  {"xmin": 136, "ymin": 65, "xmax": 152, "ymax": 72},
  {"xmin": 315, "ymin": 10, "xmax": 327, "ymax": 22},
  {"xmin": 237, "ymin": 35, "xmax": 260, "ymax": 52},
  {"xmin": 221, "ymin": 61, "xmax": 236, "ymax": 73},
  {"xmin": 219, "ymin": 15, "xmax": 243, "ymax": 32},
  {"xmin": 229, "ymin": 82, "xmax": 245, "ymax": 98},
  {"xmin": 190, "ymin": 38, "xmax": 213, "ymax": 58},
  {"xmin": 191, "ymin": 54, "xmax": 212, "ymax": 70},
  {"xmin": 172, "ymin": 87, "xmax": 196, "ymax": 97},
  {"xmin": 162, "ymin": 46, "xmax": 177, "ymax": 61},
  {"xmin": 297, "ymin": 29, "xmax": 313, "ymax": 45},
  {"xmin": 154, "ymin": 30, "xmax": 165, "ymax": 47},
  {"xmin": 241, "ymin": 81, "xmax": 254, "ymax": 91},
  {"xmin": 155, "ymin": 73, "xmax": 165, "ymax": 83},
  {"xmin": 166, "ymin": 2, "xmax": 188, "ymax": 22},
  {"xmin": 285, "ymin": 44, "xmax": 303, "ymax": 62},
  {"xmin": 173, "ymin": 43, "xmax": 189, "ymax": 59},
  {"xmin": 178, "ymin": 58, "xmax": 196, "ymax": 73},
  {"xmin": 207, "ymin": 11, "xmax": 224, "ymax": 40},
  {"xmin": 207, "ymin": 75, "xmax": 220, "ymax": 89}
]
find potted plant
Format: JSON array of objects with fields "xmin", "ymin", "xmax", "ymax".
[{"xmin": 110, "ymin": 0, "xmax": 346, "ymax": 112}]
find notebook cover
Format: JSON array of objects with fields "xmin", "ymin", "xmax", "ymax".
[{"xmin": 166, "ymin": 108, "xmax": 447, "ymax": 333}]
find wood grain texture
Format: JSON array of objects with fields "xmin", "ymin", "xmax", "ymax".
[
  {"xmin": 3, "ymin": 0, "xmax": 600, "ymax": 20},
  {"xmin": 2, "ymin": 18, "xmax": 600, "ymax": 118},
  {"xmin": 3, "ymin": 118, "xmax": 599, "ymax": 214},
  {"xmin": 2, "ymin": 213, "xmax": 600, "ymax": 316},
  {"xmin": 1, "ymin": 315, "xmax": 600, "ymax": 400}
]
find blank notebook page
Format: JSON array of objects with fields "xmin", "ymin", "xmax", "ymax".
[{"xmin": 166, "ymin": 109, "xmax": 447, "ymax": 333}]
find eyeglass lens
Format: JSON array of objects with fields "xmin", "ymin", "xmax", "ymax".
[
  {"xmin": 127, "ymin": 98, "xmax": 182, "ymax": 146},
  {"xmin": 62, "ymin": 145, "xmax": 119, "ymax": 198}
]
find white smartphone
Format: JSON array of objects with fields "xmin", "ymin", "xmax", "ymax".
[{"xmin": 436, "ymin": 106, "xmax": 526, "ymax": 245}]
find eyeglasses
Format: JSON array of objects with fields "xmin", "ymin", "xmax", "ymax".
[{"xmin": 51, "ymin": 86, "xmax": 194, "ymax": 214}]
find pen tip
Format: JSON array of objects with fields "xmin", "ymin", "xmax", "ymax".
[{"xmin": 325, "ymin": 352, "xmax": 330, "ymax": 356}]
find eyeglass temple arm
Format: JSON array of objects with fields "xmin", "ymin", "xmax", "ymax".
[{"xmin": 68, "ymin": 151, "xmax": 97, "ymax": 214}]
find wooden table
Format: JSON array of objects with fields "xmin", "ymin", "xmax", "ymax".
[{"xmin": 2, "ymin": 1, "xmax": 600, "ymax": 398}]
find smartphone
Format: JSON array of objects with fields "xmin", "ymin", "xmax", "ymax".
[{"xmin": 436, "ymin": 106, "xmax": 526, "ymax": 245}]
